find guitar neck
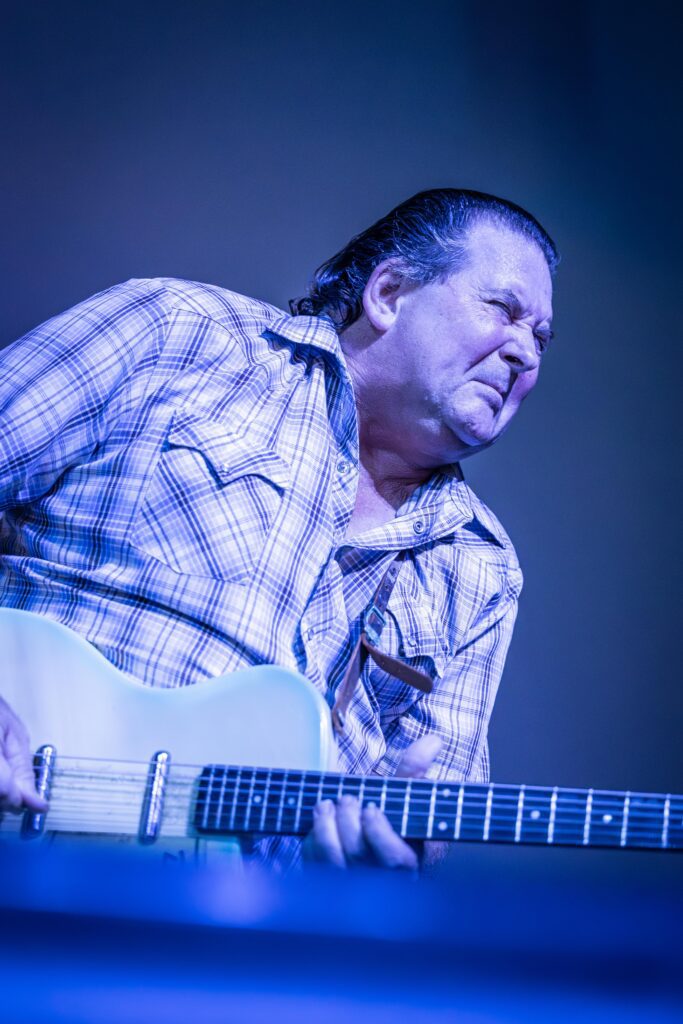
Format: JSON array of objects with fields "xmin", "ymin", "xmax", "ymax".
[{"xmin": 195, "ymin": 766, "xmax": 683, "ymax": 851}]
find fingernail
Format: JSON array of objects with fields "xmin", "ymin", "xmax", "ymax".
[
  {"xmin": 316, "ymin": 799, "xmax": 334, "ymax": 816},
  {"xmin": 362, "ymin": 803, "xmax": 378, "ymax": 819}
]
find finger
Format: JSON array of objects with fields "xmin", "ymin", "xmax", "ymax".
[
  {"xmin": 394, "ymin": 734, "xmax": 442, "ymax": 779},
  {"xmin": 0, "ymin": 757, "xmax": 25, "ymax": 810},
  {"xmin": 336, "ymin": 795, "xmax": 369, "ymax": 863},
  {"xmin": 3, "ymin": 723, "xmax": 48, "ymax": 812},
  {"xmin": 304, "ymin": 799, "xmax": 346, "ymax": 868},
  {"xmin": 361, "ymin": 803, "xmax": 419, "ymax": 872}
]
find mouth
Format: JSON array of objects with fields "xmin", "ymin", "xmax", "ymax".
[{"xmin": 476, "ymin": 381, "xmax": 507, "ymax": 407}]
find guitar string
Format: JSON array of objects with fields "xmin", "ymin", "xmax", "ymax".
[
  {"xmin": 40, "ymin": 775, "xmax": 680, "ymax": 823},
  {"xmin": 14, "ymin": 797, "xmax": 677, "ymax": 833},
  {"xmin": 8, "ymin": 794, "xmax": 674, "ymax": 833},
  {"xmin": 39, "ymin": 787, "xmax": 678, "ymax": 827},
  {"xmin": 42, "ymin": 767, "xmax": 680, "ymax": 811},
  {"xmin": 10, "ymin": 778, "xmax": 677, "ymax": 837},
  {"xmin": 36, "ymin": 756, "xmax": 681, "ymax": 804},
  {"xmin": 5, "ymin": 815, "xmax": 672, "ymax": 844},
  {"xmin": 39, "ymin": 774, "xmax": 680, "ymax": 816}
]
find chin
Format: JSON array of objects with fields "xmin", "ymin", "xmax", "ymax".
[{"xmin": 451, "ymin": 418, "xmax": 499, "ymax": 449}]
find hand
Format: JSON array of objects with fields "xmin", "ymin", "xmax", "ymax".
[
  {"xmin": 304, "ymin": 733, "xmax": 442, "ymax": 871},
  {"xmin": 0, "ymin": 697, "xmax": 48, "ymax": 812}
]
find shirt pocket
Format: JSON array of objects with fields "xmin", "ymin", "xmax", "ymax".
[
  {"xmin": 367, "ymin": 602, "xmax": 449, "ymax": 724},
  {"xmin": 131, "ymin": 412, "xmax": 289, "ymax": 582}
]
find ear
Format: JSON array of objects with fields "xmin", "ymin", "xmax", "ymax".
[{"xmin": 362, "ymin": 260, "xmax": 411, "ymax": 331}]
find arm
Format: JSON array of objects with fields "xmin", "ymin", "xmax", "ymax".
[
  {"xmin": 0, "ymin": 280, "xmax": 166, "ymax": 511},
  {"xmin": 0, "ymin": 280, "xmax": 166, "ymax": 807}
]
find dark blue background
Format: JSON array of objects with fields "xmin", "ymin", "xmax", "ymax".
[{"xmin": 2, "ymin": 2, "xmax": 681, "ymax": 804}]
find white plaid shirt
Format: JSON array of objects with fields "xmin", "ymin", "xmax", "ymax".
[{"xmin": 0, "ymin": 279, "xmax": 522, "ymax": 859}]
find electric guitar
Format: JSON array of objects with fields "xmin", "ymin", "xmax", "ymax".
[{"xmin": 0, "ymin": 609, "xmax": 681, "ymax": 857}]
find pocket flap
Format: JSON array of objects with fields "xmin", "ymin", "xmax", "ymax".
[
  {"xmin": 168, "ymin": 413, "xmax": 289, "ymax": 489},
  {"xmin": 386, "ymin": 603, "xmax": 449, "ymax": 678}
]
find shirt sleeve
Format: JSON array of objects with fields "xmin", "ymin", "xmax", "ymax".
[
  {"xmin": 377, "ymin": 562, "xmax": 521, "ymax": 784},
  {"xmin": 0, "ymin": 280, "xmax": 167, "ymax": 512}
]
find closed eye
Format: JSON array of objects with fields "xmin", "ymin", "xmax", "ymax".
[
  {"xmin": 534, "ymin": 329, "xmax": 554, "ymax": 354},
  {"xmin": 488, "ymin": 299, "xmax": 553, "ymax": 355},
  {"xmin": 489, "ymin": 299, "xmax": 512, "ymax": 317}
]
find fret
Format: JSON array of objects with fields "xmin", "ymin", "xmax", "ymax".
[
  {"xmin": 198, "ymin": 765, "xmax": 213, "ymax": 831},
  {"xmin": 662, "ymin": 795, "xmax": 671, "ymax": 848},
  {"xmin": 261, "ymin": 769, "xmax": 286, "ymax": 833},
  {"xmin": 547, "ymin": 787, "xmax": 558, "ymax": 843},
  {"xmin": 240, "ymin": 769, "xmax": 256, "ymax": 831},
  {"xmin": 357, "ymin": 776, "xmax": 366, "ymax": 812},
  {"xmin": 587, "ymin": 791, "xmax": 626, "ymax": 847},
  {"xmin": 583, "ymin": 789, "xmax": 593, "ymax": 845},
  {"xmin": 520, "ymin": 787, "xmax": 554, "ymax": 844},
  {"xmin": 379, "ymin": 779, "xmax": 388, "ymax": 814},
  {"xmin": 319, "ymin": 772, "xmax": 342, "ymax": 806},
  {"xmin": 427, "ymin": 783, "xmax": 437, "ymax": 839},
  {"xmin": 382, "ymin": 779, "xmax": 408, "ymax": 834},
  {"xmin": 293, "ymin": 772, "xmax": 306, "ymax": 834},
  {"xmin": 404, "ymin": 779, "xmax": 430, "ymax": 838},
  {"xmin": 202, "ymin": 764, "xmax": 216, "ymax": 831},
  {"xmin": 455, "ymin": 785, "xmax": 464, "ymax": 839},
  {"xmin": 458, "ymin": 785, "xmax": 489, "ymax": 841},
  {"xmin": 280, "ymin": 771, "xmax": 303, "ymax": 833},
  {"xmin": 259, "ymin": 770, "xmax": 272, "ymax": 831},
  {"xmin": 515, "ymin": 786, "xmax": 525, "ymax": 842},
  {"xmin": 553, "ymin": 788, "xmax": 586, "ymax": 845},
  {"xmin": 215, "ymin": 765, "xmax": 228, "ymax": 827},
  {"xmin": 482, "ymin": 785, "xmax": 493, "ymax": 841},
  {"xmin": 361, "ymin": 776, "xmax": 386, "ymax": 811},
  {"xmin": 401, "ymin": 780, "xmax": 412, "ymax": 837},
  {"xmin": 431, "ymin": 784, "xmax": 459, "ymax": 838},
  {"xmin": 228, "ymin": 766, "xmax": 242, "ymax": 832},
  {"xmin": 483, "ymin": 785, "xmax": 515, "ymax": 843},
  {"xmin": 622, "ymin": 792, "xmax": 668, "ymax": 849},
  {"xmin": 339, "ymin": 775, "xmax": 362, "ymax": 800},
  {"xmin": 620, "ymin": 792, "xmax": 630, "ymax": 847},
  {"xmin": 275, "ymin": 770, "xmax": 288, "ymax": 834},
  {"xmin": 669, "ymin": 797, "xmax": 683, "ymax": 849}
]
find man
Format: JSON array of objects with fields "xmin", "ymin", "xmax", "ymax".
[{"xmin": 0, "ymin": 189, "xmax": 556, "ymax": 871}]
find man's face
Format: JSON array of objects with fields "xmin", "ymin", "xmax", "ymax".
[{"xmin": 386, "ymin": 219, "xmax": 554, "ymax": 464}]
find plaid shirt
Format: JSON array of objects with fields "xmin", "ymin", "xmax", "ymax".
[{"xmin": 0, "ymin": 279, "xmax": 522, "ymax": 859}]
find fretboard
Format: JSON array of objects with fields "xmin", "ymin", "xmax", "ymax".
[{"xmin": 194, "ymin": 767, "xmax": 683, "ymax": 851}]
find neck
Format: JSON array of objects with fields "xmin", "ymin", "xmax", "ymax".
[{"xmin": 341, "ymin": 318, "xmax": 468, "ymax": 486}]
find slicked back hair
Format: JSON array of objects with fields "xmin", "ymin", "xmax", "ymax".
[{"xmin": 289, "ymin": 188, "xmax": 558, "ymax": 329}]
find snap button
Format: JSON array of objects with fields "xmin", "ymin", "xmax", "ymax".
[
  {"xmin": 413, "ymin": 519, "xmax": 425, "ymax": 534},
  {"xmin": 337, "ymin": 459, "xmax": 348, "ymax": 475}
]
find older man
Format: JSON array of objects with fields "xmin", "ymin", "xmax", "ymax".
[{"xmin": 0, "ymin": 189, "xmax": 556, "ymax": 870}]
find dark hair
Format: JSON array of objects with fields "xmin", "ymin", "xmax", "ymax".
[{"xmin": 289, "ymin": 188, "xmax": 558, "ymax": 329}]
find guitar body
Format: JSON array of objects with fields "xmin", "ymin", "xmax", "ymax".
[{"xmin": 0, "ymin": 609, "xmax": 337, "ymax": 854}]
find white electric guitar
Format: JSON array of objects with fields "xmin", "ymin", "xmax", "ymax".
[{"xmin": 0, "ymin": 609, "xmax": 681, "ymax": 858}]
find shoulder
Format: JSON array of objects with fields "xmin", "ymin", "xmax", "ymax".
[{"xmin": 121, "ymin": 278, "xmax": 287, "ymax": 333}]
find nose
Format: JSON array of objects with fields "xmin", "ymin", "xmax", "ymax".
[{"xmin": 499, "ymin": 324, "xmax": 541, "ymax": 375}]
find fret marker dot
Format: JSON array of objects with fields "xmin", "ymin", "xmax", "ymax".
[
  {"xmin": 602, "ymin": 813, "xmax": 613, "ymax": 824},
  {"xmin": 443, "ymin": 789, "xmax": 451, "ymax": 798},
  {"xmin": 438, "ymin": 821, "xmax": 447, "ymax": 831},
  {"xmin": 530, "ymin": 810, "xmax": 541, "ymax": 820},
  {"xmin": 287, "ymin": 797, "xmax": 295, "ymax": 806},
  {"xmin": 254, "ymin": 795, "xmax": 261, "ymax": 804}
]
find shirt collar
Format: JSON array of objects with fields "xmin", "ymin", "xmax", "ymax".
[{"xmin": 263, "ymin": 313, "xmax": 342, "ymax": 359}]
